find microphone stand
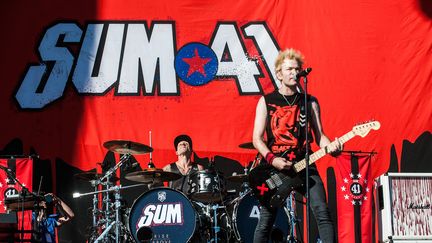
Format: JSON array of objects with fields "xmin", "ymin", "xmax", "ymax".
[{"xmin": 302, "ymin": 75, "xmax": 311, "ymax": 243}]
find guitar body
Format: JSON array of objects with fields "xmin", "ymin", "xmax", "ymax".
[
  {"xmin": 248, "ymin": 163, "xmax": 304, "ymax": 208},
  {"xmin": 248, "ymin": 121, "xmax": 381, "ymax": 208}
]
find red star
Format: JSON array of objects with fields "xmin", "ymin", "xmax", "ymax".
[{"xmin": 182, "ymin": 48, "xmax": 212, "ymax": 77}]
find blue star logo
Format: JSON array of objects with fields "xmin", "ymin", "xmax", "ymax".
[{"xmin": 175, "ymin": 43, "xmax": 218, "ymax": 86}]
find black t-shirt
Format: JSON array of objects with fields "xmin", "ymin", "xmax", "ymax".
[
  {"xmin": 264, "ymin": 90, "xmax": 314, "ymax": 161},
  {"xmin": 168, "ymin": 163, "xmax": 199, "ymax": 195}
]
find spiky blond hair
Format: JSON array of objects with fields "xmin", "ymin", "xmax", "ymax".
[{"xmin": 275, "ymin": 48, "xmax": 304, "ymax": 73}]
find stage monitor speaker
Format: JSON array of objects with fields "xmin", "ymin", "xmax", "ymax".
[{"xmin": 376, "ymin": 173, "xmax": 432, "ymax": 242}]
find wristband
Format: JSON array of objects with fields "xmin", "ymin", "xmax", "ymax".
[{"xmin": 265, "ymin": 152, "xmax": 276, "ymax": 165}]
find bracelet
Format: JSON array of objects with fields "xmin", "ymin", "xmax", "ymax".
[{"xmin": 265, "ymin": 152, "xmax": 276, "ymax": 165}]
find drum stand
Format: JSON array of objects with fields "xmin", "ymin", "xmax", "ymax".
[
  {"xmin": 207, "ymin": 204, "xmax": 227, "ymax": 243},
  {"xmin": 87, "ymin": 180, "xmax": 103, "ymax": 242},
  {"xmin": 94, "ymin": 185, "xmax": 123, "ymax": 243},
  {"xmin": 75, "ymin": 154, "xmax": 133, "ymax": 243}
]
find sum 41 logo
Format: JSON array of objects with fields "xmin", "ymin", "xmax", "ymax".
[
  {"xmin": 15, "ymin": 21, "xmax": 281, "ymax": 109},
  {"xmin": 137, "ymin": 203, "xmax": 183, "ymax": 227}
]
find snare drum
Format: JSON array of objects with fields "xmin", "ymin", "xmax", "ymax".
[
  {"xmin": 188, "ymin": 170, "xmax": 225, "ymax": 203},
  {"xmin": 128, "ymin": 188, "xmax": 198, "ymax": 242},
  {"xmin": 230, "ymin": 192, "xmax": 290, "ymax": 242}
]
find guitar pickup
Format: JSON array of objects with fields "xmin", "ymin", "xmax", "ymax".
[
  {"xmin": 265, "ymin": 173, "xmax": 284, "ymax": 190},
  {"xmin": 266, "ymin": 178, "xmax": 276, "ymax": 189},
  {"xmin": 270, "ymin": 174, "xmax": 283, "ymax": 187}
]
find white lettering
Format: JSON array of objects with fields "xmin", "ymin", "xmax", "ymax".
[
  {"xmin": 15, "ymin": 23, "xmax": 82, "ymax": 108},
  {"xmin": 166, "ymin": 204, "xmax": 182, "ymax": 224},
  {"xmin": 118, "ymin": 23, "xmax": 177, "ymax": 94},
  {"xmin": 138, "ymin": 204, "xmax": 156, "ymax": 227},
  {"xmin": 15, "ymin": 21, "xmax": 282, "ymax": 109},
  {"xmin": 243, "ymin": 23, "xmax": 279, "ymax": 87},
  {"xmin": 153, "ymin": 204, "xmax": 167, "ymax": 224},
  {"xmin": 73, "ymin": 24, "xmax": 124, "ymax": 93},
  {"xmin": 250, "ymin": 205, "xmax": 260, "ymax": 219},
  {"xmin": 210, "ymin": 23, "xmax": 261, "ymax": 94},
  {"xmin": 137, "ymin": 203, "xmax": 183, "ymax": 227}
]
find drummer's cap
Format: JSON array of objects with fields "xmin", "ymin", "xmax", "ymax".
[{"xmin": 174, "ymin": 134, "xmax": 193, "ymax": 151}]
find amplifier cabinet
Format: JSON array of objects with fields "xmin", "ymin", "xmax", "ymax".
[{"xmin": 376, "ymin": 173, "xmax": 432, "ymax": 242}]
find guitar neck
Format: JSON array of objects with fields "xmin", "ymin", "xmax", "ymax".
[{"xmin": 293, "ymin": 130, "xmax": 355, "ymax": 172}]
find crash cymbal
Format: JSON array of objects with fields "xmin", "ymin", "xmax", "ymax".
[
  {"xmin": 227, "ymin": 173, "xmax": 248, "ymax": 183},
  {"xmin": 74, "ymin": 172, "xmax": 119, "ymax": 182},
  {"xmin": 125, "ymin": 168, "xmax": 181, "ymax": 183},
  {"xmin": 103, "ymin": 140, "xmax": 153, "ymax": 154},
  {"xmin": 238, "ymin": 142, "xmax": 255, "ymax": 149}
]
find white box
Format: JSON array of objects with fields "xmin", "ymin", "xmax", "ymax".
[{"xmin": 376, "ymin": 173, "xmax": 432, "ymax": 242}]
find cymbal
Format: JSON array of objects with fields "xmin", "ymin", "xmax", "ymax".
[
  {"xmin": 238, "ymin": 142, "xmax": 255, "ymax": 149},
  {"xmin": 74, "ymin": 172, "xmax": 119, "ymax": 182},
  {"xmin": 227, "ymin": 174, "xmax": 248, "ymax": 183},
  {"xmin": 125, "ymin": 168, "xmax": 181, "ymax": 183},
  {"xmin": 103, "ymin": 140, "xmax": 153, "ymax": 154}
]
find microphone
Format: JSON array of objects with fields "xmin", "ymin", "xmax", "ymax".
[{"xmin": 294, "ymin": 67, "xmax": 312, "ymax": 81}]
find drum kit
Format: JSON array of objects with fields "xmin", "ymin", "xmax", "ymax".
[{"xmin": 73, "ymin": 140, "xmax": 300, "ymax": 243}]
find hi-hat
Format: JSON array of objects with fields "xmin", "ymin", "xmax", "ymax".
[
  {"xmin": 238, "ymin": 142, "xmax": 255, "ymax": 149},
  {"xmin": 103, "ymin": 140, "xmax": 153, "ymax": 154},
  {"xmin": 125, "ymin": 168, "xmax": 181, "ymax": 183},
  {"xmin": 74, "ymin": 172, "xmax": 119, "ymax": 182}
]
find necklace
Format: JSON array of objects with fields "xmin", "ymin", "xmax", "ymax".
[
  {"xmin": 176, "ymin": 162, "xmax": 191, "ymax": 175},
  {"xmin": 280, "ymin": 92, "xmax": 298, "ymax": 106}
]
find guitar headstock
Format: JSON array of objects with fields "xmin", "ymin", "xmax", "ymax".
[{"xmin": 352, "ymin": 121, "xmax": 381, "ymax": 137}]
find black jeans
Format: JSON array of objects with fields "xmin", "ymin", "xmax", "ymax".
[{"xmin": 253, "ymin": 173, "xmax": 335, "ymax": 243}]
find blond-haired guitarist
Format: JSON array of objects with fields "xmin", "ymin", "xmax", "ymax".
[{"xmin": 251, "ymin": 48, "xmax": 342, "ymax": 243}]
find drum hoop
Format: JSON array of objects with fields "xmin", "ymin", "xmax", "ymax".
[
  {"xmin": 128, "ymin": 187, "xmax": 197, "ymax": 242},
  {"xmin": 231, "ymin": 190, "xmax": 254, "ymax": 241}
]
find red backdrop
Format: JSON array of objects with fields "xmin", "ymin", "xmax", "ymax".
[{"xmin": 0, "ymin": 0, "xmax": 431, "ymax": 241}]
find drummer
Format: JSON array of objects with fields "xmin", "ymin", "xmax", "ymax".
[{"xmin": 162, "ymin": 134, "xmax": 204, "ymax": 194}]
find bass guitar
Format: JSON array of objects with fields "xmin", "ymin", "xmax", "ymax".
[{"xmin": 248, "ymin": 121, "xmax": 380, "ymax": 208}]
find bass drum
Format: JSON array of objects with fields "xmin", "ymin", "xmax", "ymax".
[
  {"xmin": 231, "ymin": 191, "xmax": 290, "ymax": 242},
  {"xmin": 128, "ymin": 188, "xmax": 199, "ymax": 243}
]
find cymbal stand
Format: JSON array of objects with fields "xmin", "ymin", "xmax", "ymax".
[
  {"xmin": 240, "ymin": 166, "xmax": 250, "ymax": 197},
  {"xmin": 95, "ymin": 185, "xmax": 122, "ymax": 243},
  {"xmin": 106, "ymin": 179, "xmax": 115, "ymax": 238},
  {"xmin": 88, "ymin": 179, "xmax": 102, "ymax": 241},
  {"xmin": 240, "ymin": 153, "xmax": 260, "ymax": 197},
  {"xmin": 209, "ymin": 204, "xmax": 220, "ymax": 243},
  {"xmin": 97, "ymin": 153, "xmax": 131, "ymax": 243},
  {"xmin": 98, "ymin": 153, "xmax": 131, "ymax": 183},
  {"xmin": 91, "ymin": 181, "xmax": 98, "ymax": 228},
  {"xmin": 74, "ymin": 184, "xmax": 147, "ymax": 243},
  {"xmin": 147, "ymin": 131, "xmax": 155, "ymax": 168}
]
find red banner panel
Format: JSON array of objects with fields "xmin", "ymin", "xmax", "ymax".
[
  {"xmin": 0, "ymin": 158, "xmax": 33, "ymax": 240},
  {"xmin": 335, "ymin": 154, "xmax": 373, "ymax": 243}
]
